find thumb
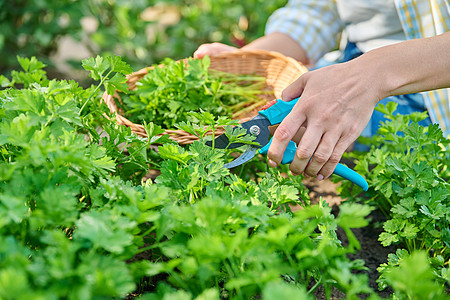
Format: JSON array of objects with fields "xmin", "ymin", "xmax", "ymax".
[{"xmin": 281, "ymin": 73, "xmax": 307, "ymax": 101}]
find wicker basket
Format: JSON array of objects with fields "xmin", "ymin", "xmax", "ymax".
[{"xmin": 101, "ymin": 49, "xmax": 308, "ymax": 144}]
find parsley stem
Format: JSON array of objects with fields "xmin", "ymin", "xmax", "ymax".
[
  {"xmin": 223, "ymin": 260, "xmax": 235, "ymax": 279},
  {"xmin": 238, "ymin": 164, "xmax": 244, "ymax": 178},
  {"xmin": 135, "ymin": 243, "xmax": 160, "ymax": 254},
  {"xmin": 212, "ymin": 124, "xmax": 216, "ymax": 149},
  {"xmin": 0, "ymin": 146, "xmax": 8, "ymax": 161},
  {"xmin": 80, "ymin": 69, "xmax": 113, "ymax": 114},
  {"xmin": 307, "ymin": 277, "xmax": 322, "ymax": 294}
]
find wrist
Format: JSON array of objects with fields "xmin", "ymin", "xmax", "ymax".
[
  {"xmin": 354, "ymin": 47, "xmax": 403, "ymax": 101},
  {"xmin": 346, "ymin": 51, "xmax": 390, "ymax": 105}
]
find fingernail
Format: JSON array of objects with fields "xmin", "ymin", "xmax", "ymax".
[
  {"xmin": 268, "ymin": 159, "xmax": 277, "ymax": 168},
  {"xmin": 317, "ymin": 174, "xmax": 324, "ymax": 181}
]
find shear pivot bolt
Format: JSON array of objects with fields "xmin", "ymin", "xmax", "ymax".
[{"xmin": 249, "ymin": 125, "xmax": 260, "ymax": 136}]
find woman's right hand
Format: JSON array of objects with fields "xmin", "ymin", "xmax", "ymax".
[{"xmin": 193, "ymin": 42, "xmax": 238, "ymax": 58}]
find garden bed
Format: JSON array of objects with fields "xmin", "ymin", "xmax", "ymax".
[
  {"xmin": 4, "ymin": 1, "xmax": 448, "ymax": 298},
  {"xmin": 301, "ymin": 178, "xmax": 394, "ymax": 299},
  {"xmin": 0, "ymin": 55, "xmax": 448, "ymax": 300}
]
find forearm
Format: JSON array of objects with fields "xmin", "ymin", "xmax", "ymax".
[
  {"xmin": 360, "ymin": 31, "xmax": 450, "ymax": 99},
  {"xmin": 241, "ymin": 32, "xmax": 310, "ymax": 64}
]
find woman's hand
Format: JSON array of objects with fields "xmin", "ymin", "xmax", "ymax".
[
  {"xmin": 266, "ymin": 57, "xmax": 382, "ymax": 180},
  {"xmin": 266, "ymin": 31, "xmax": 450, "ymax": 180},
  {"xmin": 193, "ymin": 43, "xmax": 238, "ymax": 58}
]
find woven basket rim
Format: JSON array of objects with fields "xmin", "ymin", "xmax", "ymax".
[
  {"xmin": 101, "ymin": 49, "xmax": 308, "ymax": 144},
  {"xmin": 128, "ymin": 49, "xmax": 306, "ymax": 80}
]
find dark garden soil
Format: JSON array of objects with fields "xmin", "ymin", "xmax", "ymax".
[{"xmin": 304, "ymin": 177, "xmax": 395, "ymax": 299}]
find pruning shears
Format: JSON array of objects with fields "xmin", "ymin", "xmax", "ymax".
[{"xmin": 208, "ymin": 97, "xmax": 369, "ymax": 191}]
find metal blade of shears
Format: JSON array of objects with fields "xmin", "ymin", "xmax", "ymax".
[
  {"xmin": 206, "ymin": 115, "xmax": 271, "ymax": 149},
  {"xmin": 223, "ymin": 146, "xmax": 259, "ymax": 168}
]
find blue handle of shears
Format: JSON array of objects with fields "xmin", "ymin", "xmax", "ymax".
[
  {"xmin": 258, "ymin": 98, "xmax": 369, "ymax": 191},
  {"xmin": 259, "ymin": 97, "xmax": 300, "ymax": 125},
  {"xmin": 259, "ymin": 140, "xmax": 368, "ymax": 191}
]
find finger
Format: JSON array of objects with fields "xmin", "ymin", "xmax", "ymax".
[
  {"xmin": 270, "ymin": 125, "xmax": 306, "ymax": 143},
  {"xmin": 318, "ymin": 135, "xmax": 353, "ymax": 179},
  {"xmin": 193, "ymin": 45, "xmax": 208, "ymax": 59},
  {"xmin": 292, "ymin": 126, "xmax": 306, "ymax": 144},
  {"xmin": 267, "ymin": 113, "xmax": 306, "ymax": 167},
  {"xmin": 193, "ymin": 43, "xmax": 217, "ymax": 58},
  {"xmin": 267, "ymin": 75, "xmax": 308, "ymax": 167},
  {"xmin": 193, "ymin": 52, "xmax": 205, "ymax": 59},
  {"xmin": 304, "ymin": 131, "xmax": 340, "ymax": 178},
  {"xmin": 194, "ymin": 43, "xmax": 238, "ymax": 59},
  {"xmin": 289, "ymin": 126, "xmax": 323, "ymax": 175}
]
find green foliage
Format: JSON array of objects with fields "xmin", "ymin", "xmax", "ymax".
[
  {"xmin": 377, "ymin": 250, "xmax": 449, "ymax": 299},
  {"xmin": 1, "ymin": 56, "xmax": 49, "ymax": 88},
  {"xmin": 0, "ymin": 57, "xmax": 159, "ymax": 298},
  {"xmin": 337, "ymin": 103, "xmax": 450, "ymax": 291},
  {"xmin": 137, "ymin": 0, "xmax": 288, "ymax": 62},
  {"xmin": 0, "ymin": 0, "xmax": 287, "ymax": 74},
  {"xmin": 0, "ymin": 56, "xmax": 377, "ymax": 298},
  {"xmin": 142, "ymin": 195, "xmax": 374, "ymax": 299},
  {"xmin": 0, "ymin": 0, "xmax": 84, "ymax": 72},
  {"xmin": 121, "ymin": 56, "xmax": 268, "ymax": 129},
  {"xmin": 81, "ymin": 54, "xmax": 133, "ymax": 113}
]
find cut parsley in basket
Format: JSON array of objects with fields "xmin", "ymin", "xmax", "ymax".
[{"xmin": 120, "ymin": 56, "xmax": 272, "ymax": 129}]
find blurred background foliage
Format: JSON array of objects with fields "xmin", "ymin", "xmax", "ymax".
[{"xmin": 0, "ymin": 0, "xmax": 287, "ymax": 79}]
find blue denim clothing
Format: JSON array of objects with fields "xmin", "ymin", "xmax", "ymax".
[{"xmin": 314, "ymin": 42, "xmax": 431, "ymax": 144}]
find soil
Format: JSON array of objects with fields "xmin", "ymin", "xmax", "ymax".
[{"xmin": 304, "ymin": 177, "xmax": 395, "ymax": 299}]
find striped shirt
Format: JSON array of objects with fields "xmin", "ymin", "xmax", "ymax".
[{"xmin": 266, "ymin": 0, "xmax": 450, "ymax": 136}]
